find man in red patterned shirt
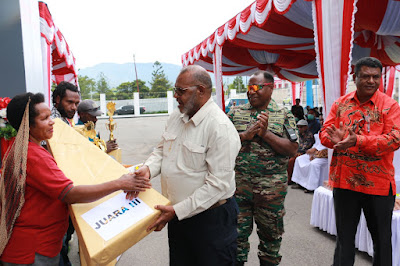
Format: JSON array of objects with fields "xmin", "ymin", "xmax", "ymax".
[{"xmin": 320, "ymin": 57, "xmax": 400, "ymax": 266}]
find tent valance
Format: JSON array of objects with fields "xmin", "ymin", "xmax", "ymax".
[
  {"xmin": 39, "ymin": 1, "xmax": 78, "ymax": 106},
  {"xmin": 182, "ymin": 0, "xmax": 400, "ymax": 113}
]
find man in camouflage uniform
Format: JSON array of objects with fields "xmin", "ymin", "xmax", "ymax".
[{"xmin": 228, "ymin": 71, "xmax": 298, "ymax": 266}]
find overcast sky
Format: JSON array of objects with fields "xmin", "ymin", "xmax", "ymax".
[{"xmin": 42, "ymin": 0, "xmax": 255, "ymax": 69}]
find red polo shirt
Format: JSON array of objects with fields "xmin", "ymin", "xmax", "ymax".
[
  {"xmin": 320, "ymin": 90, "xmax": 400, "ymax": 196},
  {"xmin": 0, "ymin": 142, "xmax": 73, "ymax": 264}
]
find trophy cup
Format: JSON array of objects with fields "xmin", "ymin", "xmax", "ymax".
[
  {"xmin": 106, "ymin": 102, "xmax": 117, "ymax": 141},
  {"xmin": 105, "ymin": 102, "xmax": 122, "ymax": 162}
]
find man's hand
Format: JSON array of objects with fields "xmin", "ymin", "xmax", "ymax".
[
  {"xmin": 147, "ymin": 205, "xmax": 175, "ymax": 232},
  {"xmin": 334, "ymin": 128, "xmax": 357, "ymax": 150},
  {"xmin": 106, "ymin": 139, "xmax": 119, "ymax": 153},
  {"xmin": 240, "ymin": 123, "xmax": 261, "ymax": 141},
  {"xmin": 125, "ymin": 165, "xmax": 151, "ymax": 200},
  {"xmin": 134, "ymin": 165, "xmax": 151, "ymax": 179},
  {"xmin": 120, "ymin": 173, "xmax": 152, "ymax": 200},
  {"xmin": 256, "ymin": 112, "xmax": 269, "ymax": 138},
  {"xmin": 326, "ymin": 122, "xmax": 346, "ymax": 145},
  {"xmin": 306, "ymin": 148, "xmax": 317, "ymax": 155}
]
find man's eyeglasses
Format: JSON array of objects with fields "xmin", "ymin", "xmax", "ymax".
[
  {"xmin": 247, "ymin": 83, "xmax": 274, "ymax": 92},
  {"xmin": 173, "ymin": 85, "xmax": 199, "ymax": 96}
]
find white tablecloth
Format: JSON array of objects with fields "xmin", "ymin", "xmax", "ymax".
[
  {"xmin": 311, "ymin": 186, "xmax": 400, "ymax": 265},
  {"xmin": 292, "ymin": 154, "xmax": 329, "ymax": 191},
  {"xmin": 292, "ymin": 134, "xmax": 329, "ymax": 191}
]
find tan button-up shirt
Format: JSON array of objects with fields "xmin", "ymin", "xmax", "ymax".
[{"xmin": 145, "ymin": 98, "xmax": 241, "ymax": 220}]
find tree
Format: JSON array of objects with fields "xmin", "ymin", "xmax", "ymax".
[
  {"xmin": 149, "ymin": 61, "xmax": 172, "ymax": 98},
  {"xmin": 115, "ymin": 80, "xmax": 150, "ymax": 99},
  {"xmin": 78, "ymin": 75, "xmax": 96, "ymax": 99},
  {"xmin": 96, "ymin": 72, "xmax": 111, "ymax": 94},
  {"xmin": 229, "ymin": 76, "xmax": 246, "ymax": 93}
]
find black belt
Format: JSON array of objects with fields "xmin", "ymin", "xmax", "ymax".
[{"xmin": 209, "ymin": 197, "xmax": 230, "ymax": 209}]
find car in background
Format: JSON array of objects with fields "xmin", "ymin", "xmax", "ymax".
[
  {"xmin": 114, "ymin": 105, "xmax": 146, "ymax": 115},
  {"xmin": 282, "ymin": 97, "xmax": 291, "ymax": 106},
  {"xmin": 225, "ymin": 98, "xmax": 249, "ymax": 113}
]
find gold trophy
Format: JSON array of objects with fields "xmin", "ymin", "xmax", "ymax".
[
  {"xmin": 74, "ymin": 121, "xmax": 107, "ymax": 152},
  {"xmin": 105, "ymin": 102, "xmax": 122, "ymax": 162},
  {"xmin": 106, "ymin": 102, "xmax": 117, "ymax": 141}
]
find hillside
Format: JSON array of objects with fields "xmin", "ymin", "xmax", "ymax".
[
  {"xmin": 78, "ymin": 62, "xmax": 182, "ymax": 88},
  {"xmin": 78, "ymin": 62, "xmax": 236, "ymax": 88}
]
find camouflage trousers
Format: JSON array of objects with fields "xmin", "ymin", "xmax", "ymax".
[{"xmin": 235, "ymin": 172, "xmax": 288, "ymax": 265}]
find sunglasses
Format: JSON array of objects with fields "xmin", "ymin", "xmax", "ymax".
[
  {"xmin": 173, "ymin": 85, "xmax": 199, "ymax": 96},
  {"xmin": 247, "ymin": 83, "xmax": 274, "ymax": 92}
]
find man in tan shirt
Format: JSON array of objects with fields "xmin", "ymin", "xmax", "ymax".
[{"xmin": 130, "ymin": 65, "xmax": 241, "ymax": 265}]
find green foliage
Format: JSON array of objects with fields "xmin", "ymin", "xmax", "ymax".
[
  {"xmin": 149, "ymin": 61, "xmax": 172, "ymax": 98},
  {"xmin": 96, "ymin": 72, "xmax": 111, "ymax": 94},
  {"xmin": 0, "ymin": 124, "xmax": 17, "ymax": 140},
  {"xmin": 78, "ymin": 75, "xmax": 96, "ymax": 99},
  {"xmin": 115, "ymin": 80, "xmax": 150, "ymax": 99},
  {"xmin": 229, "ymin": 76, "xmax": 246, "ymax": 93}
]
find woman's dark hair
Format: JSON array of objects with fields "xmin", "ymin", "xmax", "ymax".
[{"xmin": 7, "ymin": 93, "xmax": 45, "ymax": 131}]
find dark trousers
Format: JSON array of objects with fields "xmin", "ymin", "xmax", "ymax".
[
  {"xmin": 168, "ymin": 198, "xmax": 238, "ymax": 266},
  {"xmin": 333, "ymin": 187, "xmax": 395, "ymax": 266},
  {"xmin": 59, "ymin": 217, "xmax": 74, "ymax": 266}
]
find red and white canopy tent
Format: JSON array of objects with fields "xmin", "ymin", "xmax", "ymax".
[
  {"xmin": 182, "ymin": 0, "xmax": 400, "ymax": 114},
  {"xmin": 38, "ymin": 1, "xmax": 78, "ymax": 107}
]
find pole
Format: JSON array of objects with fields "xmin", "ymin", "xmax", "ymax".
[{"xmin": 133, "ymin": 54, "xmax": 140, "ymax": 93}]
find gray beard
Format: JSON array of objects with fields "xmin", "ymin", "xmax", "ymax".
[{"xmin": 181, "ymin": 92, "xmax": 197, "ymax": 116}]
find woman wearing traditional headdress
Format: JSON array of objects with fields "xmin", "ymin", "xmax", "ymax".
[{"xmin": 0, "ymin": 93, "xmax": 151, "ymax": 265}]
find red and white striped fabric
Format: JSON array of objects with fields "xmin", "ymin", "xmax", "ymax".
[
  {"xmin": 182, "ymin": 0, "xmax": 400, "ymax": 111},
  {"xmin": 290, "ymin": 82, "xmax": 303, "ymax": 104},
  {"xmin": 379, "ymin": 66, "xmax": 397, "ymax": 97},
  {"xmin": 39, "ymin": 2, "xmax": 78, "ymax": 106}
]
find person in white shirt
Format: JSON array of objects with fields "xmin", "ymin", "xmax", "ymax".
[{"xmin": 130, "ymin": 65, "xmax": 241, "ymax": 265}]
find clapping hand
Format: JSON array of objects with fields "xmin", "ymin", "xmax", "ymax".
[
  {"xmin": 333, "ymin": 128, "xmax": 357, "ymax": 150},
  {"xmin": 326, "ymin": 122, "xmax": 346, "ymax": 145},
  {"xmin": 256, "ymin": 112, "xmax": 269, "ymax": 138}
]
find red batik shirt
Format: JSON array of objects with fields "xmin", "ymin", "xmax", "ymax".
[{"xmin": 320, "ymin": 90, "xmax": 400, "ymax": 196}]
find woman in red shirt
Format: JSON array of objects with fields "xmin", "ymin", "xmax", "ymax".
[{"xmin": 0, "ymin": 93, "xmax": 152, "ymax": 265}]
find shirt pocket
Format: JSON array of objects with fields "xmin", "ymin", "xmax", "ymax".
[
  {"xmin": 162, "ymin": 131, "xmax": 177, "ymax": 157},
  {"xmin": 368, "ymin": 121, "xmax": 384, "ymax": 135},
  {"xmin": 182, "ymin": 140, "xmax": 207, "ymax": 172}
]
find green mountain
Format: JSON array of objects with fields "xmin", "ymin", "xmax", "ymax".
[{"xmin": 78, "ymin": 62, "xmax": 182, "ymax": 88}]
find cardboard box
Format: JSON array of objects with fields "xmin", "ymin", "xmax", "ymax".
[{"xmin": 48, "ymin": 119, "xmax": 169, "ymax": 265}]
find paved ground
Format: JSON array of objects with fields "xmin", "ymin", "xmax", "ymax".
[{"xmin": 69, "ymin": 115, "xmax": 372, "ymax": 266}]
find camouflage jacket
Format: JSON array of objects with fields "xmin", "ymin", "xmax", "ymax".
[{"xmin": 228, "ymin": 100, "xmax": 298, "ymax": 175}]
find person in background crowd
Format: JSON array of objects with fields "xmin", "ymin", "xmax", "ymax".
[
  {"xmin": 0, "ymin": 92, "xmax": 151, "ymax": 266},
  {"xmin": 51, "ymin": 82, "xmax": 80, "ymax": 126},
  {"xmin": 228, "ymin": 71, "xmax": 298, "ymax": 266},
  {"xmin": 287, "ymin": 119, "xmax": 315, "ymax": 185},
  {"xmin": 50, "ymin": 81, "xmax": 80, "ymax": 265},
  {"xmin": 320, "ymin": 57, "xmax": 400, "ymax": 266},
  {"xmin": 313, "ymin": 107, "xmax": 320, "ymax": 117},
  {"xmin": 77, "ymin": 99, "xmax": 118, "ymax": 153},
  {"xmin": 132, "ymin": 65, "xmax": 241, "ymax": 265},
  {"xmin": 291, "ymin": 98, "xmax": 304, "ymax": 121},
  {"xmin": 304, "ymin": 105, "xmax": 310, "ymax": 115},
  {"xmin": 306, "ymin": 108, "xmax": 321, "ymax": 134}
]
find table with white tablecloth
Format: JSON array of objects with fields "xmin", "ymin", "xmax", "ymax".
[{"xmin": 310, "ymin": 186, "xmax": 400, "ymax": 265}]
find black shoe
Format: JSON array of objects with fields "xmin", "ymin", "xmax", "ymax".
[
  {"xmin": 304, "ymin": 189, "xmax": 314, "ymax": 193},
  {"xmin": 291, "ymin": 184, "xmax": 302, "ymax": 189}
]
